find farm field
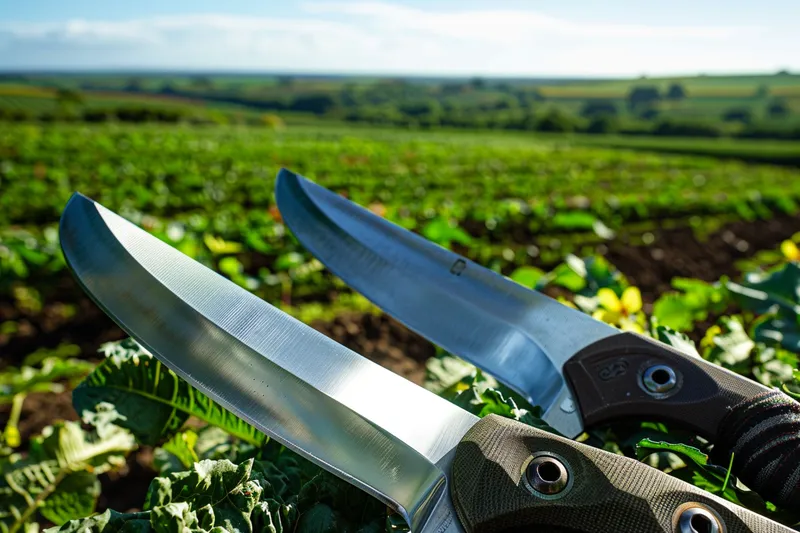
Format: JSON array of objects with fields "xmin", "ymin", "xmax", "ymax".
[
  {"xmin": 2, "ymin": 122, "xmax": 800, "ymax": 530},
  {"xmin": 3, "ymin": 71, "xmax": 800, "ymax": 139}
]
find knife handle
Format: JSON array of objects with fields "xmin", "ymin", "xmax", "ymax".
[
  {"xmin": 451, "ymin": 414, "xmax": 792, "ymax": 533},
  {"xmin": 562, "ymin": 332, "xmax": 800, "ymax": 509}
]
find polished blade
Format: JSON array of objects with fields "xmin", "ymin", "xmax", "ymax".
[
  {"xmin": 59, "ymin": 193, "xmax": 478, "ymax": 533},
  {"xmin": 276, "ymin": 169, "xmax": 618, "ymax": 438}
]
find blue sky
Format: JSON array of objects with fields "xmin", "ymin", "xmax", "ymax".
[{"xmin": 1, "ymin": 1, "xmax": 798, "ymax": 76}]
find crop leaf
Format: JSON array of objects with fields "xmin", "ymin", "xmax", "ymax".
[
  {"xmin": 652, "ymin": 278, "xmax": 729, "ymax": 332},
  {"xmin": 421, "ymin": 218, "xmax": 472, "ymax": 248},
  {"xmin": 702, "ymin": 316, "xmax": 755, "ymax": 374},
  {"xmin": 1, "ymin": 406, "xmax": 135, "ymax": 532},
  {"xmin": 752, "ymin": 312, "xmax": 800, "ymax": 354},
  {"xmin": 50, "ymin": 458, "xmax": 298, "ymax": 533},
  {"xmin": 73, "ymin": 338, "xmax": 266, "ymax": 447},
  {"xmin": 154, "ymin": 425, "xmax": 269, "ymax": 476},
  {"xmin": 1, "ymin": 356, "xmax": 94, "ymax": 449},
  {"xmin": 653, "ymin": 325, "xmax": 700, "ymax": 357},
  {"xmin": 542, "ymin": 255, "xmax": 628, "ymax": 297},
  {"xmin": 423, "ymin": 351, "xmax": 477, "ymax": 394},
  {"xmin": 0, "ymin": 357, "xmax": 93, "ymax": 404},
  {"xmin": 636, "ymin": 438, "xmax": 709, "ymax": 467},
  {"xmin": 154, "ymin": 430, "xmax": 200, "ymax": 473},
  {"xmin": 508, "ymin": 266, "xmax": 545, "ymax": 289},
  {"xmin": 203, "ymin": 234, "xmax": 243, "ymax": 255},
  {"xmin": 274, "ymin": 252, "xmax": 305, "ymax": 271},
  {"xmin": 444, "ymin": 370, "xmax": 558, "ymax": 435},
  {"xmin": 635, "ymin": 438, "xmax": 746, "ymax": 505},
  {"xmin": 551, "ymin": 211, "xmax": 597, "ymax": 231},
  {"xmin": 539, "ymin": 261, "xmax": 586, "ymax": 292},
  {"xmin": 728, "ymin": 262, "xmax": 800, "ymax": 316},
  {"xmin": 295, "ymin": 471, "xmax": 385, "ymax": 533},
  {"xmin": 747, "ymin": 344, "xmax": 797, "ymax": 388}
]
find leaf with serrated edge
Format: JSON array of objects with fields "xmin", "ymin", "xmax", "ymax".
[{"xmin": 73, "ymin": 338, "xmax": 266, "ymax": 446}]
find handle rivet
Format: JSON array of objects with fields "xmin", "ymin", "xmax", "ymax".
[
  {"xmin": 677, "ymin": 505, "xmax": 721, "ymax": 533},
  {"xmin": 526, "ymin": 455, "xmax": 569, "ymax": 495},
  {"xmin": 643, "ymin": 364, "xmax": 677, "ymax": 394}
]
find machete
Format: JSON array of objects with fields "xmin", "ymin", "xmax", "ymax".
[{"xmin": 275, "ymin": 168, "xmax": 800, "ymax": 509}]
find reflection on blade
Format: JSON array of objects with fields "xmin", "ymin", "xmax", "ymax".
[
  {"xmin": 276, "ymin": 169, "xmax": 618, "ymax": 438},
  {"xmin": 59, "ymin": 193, "xmax": 477, "ymax": 533}
]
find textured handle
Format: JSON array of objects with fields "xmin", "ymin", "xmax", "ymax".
[
  {"xmin": 451, "ymin": 415, "xmax": 792, "ymax": 533},
  {"xmin": 563, "ymin": 332, "xmax": 800, "ymax": 508}
]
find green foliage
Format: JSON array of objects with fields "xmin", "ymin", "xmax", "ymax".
[
  {"xmin": 420, "ymin": 218, "xmax": 472, "ymax": 248},
  {"xmin": 73, "ymin": 339, "xmax": 266, "ymax": 446},
  {"xmin": 666, "ymin": 83, "xmax": 686, "ymax": 100},
  {"xmin": 0, "ymin": 353, "xmax": 93, "ymax": 449},
  {"xmin": 727, "ymin": 262, "xmax": 800, "ymax": 373},
  {"xmin": 52, "ymin": 458, "xmax": 298, "ymax": 533},
  {"xmin": 728, "ymin": 262, "xmax": 800, "ymax": 316},
  {"xmin": 540, "ymin": 254, "xmax": 628, "ymax": 299},
  {"xmin": 0, "ymin": 356, "xmax": 93, "ymax": 403},
  {"xmin": 508, "ymin": 266, "xmax": 545, "ymax": 289},
  {"xmin": 534, "ymin": 108, "xmax": 579, "ymax": 133},
  {"xmin": 702, "ymin": 316, "xmax": 756, "ymax": 373},
  {"xmin": 1, "ymin": 406, "xmax": 135, "ymax": 533},
  {"xmin": 627, "ymin": 86, "xmax": 661, "ymax": 110},
  {"xmin": 652, "ymin": 278, "xmax": 729, "ymax": 332},
  {"xmin": 653, "ymin": 325, "xmax": 700, "ymax": 357}
]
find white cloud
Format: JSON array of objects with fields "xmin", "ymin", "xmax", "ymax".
[
  {"xmin": 0, "ymin": 2, "xmax": 791, "ymax": 76},
  {"xmin": 304, "ymin": 2, "xmax": 757, "ymax": 40}
]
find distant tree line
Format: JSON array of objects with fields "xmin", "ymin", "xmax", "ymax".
[
  {"xmin": 0, "ymin": 105, "xmax": 284, "ymax": 128},
  {"xmin": 0, "ymin": 79, "xmax": 797, "ymax": 140}
]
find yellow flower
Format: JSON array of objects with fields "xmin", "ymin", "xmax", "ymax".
[
  {"xmin": 557, "ymin": 297, "xmax": 578, "ymax": 309},
  {"xmin": 592, "ymin": 287, "xmax": 644, "ymax": 333},
  {"xmin": 781, "ymin": 240, "xmax": 800, "ymax": 262}
]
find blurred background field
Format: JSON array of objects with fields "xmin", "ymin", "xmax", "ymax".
[{"xmin": 3, "ymin": 113, "xmax": 800, "ymax": 368}]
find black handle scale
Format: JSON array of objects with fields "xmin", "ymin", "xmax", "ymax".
[
  {"xmin": 563, "ymin": 332, "xmax": 800, "ymax": 508},
  {"xmin": 451, "ymin": 415, "xmax": 792, "ymax": 533}
]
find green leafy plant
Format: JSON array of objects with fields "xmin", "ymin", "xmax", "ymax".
[
  {"xmin": 1, "ymin": 405, "xmax": 135, "ymax": 533},
  {"xmin": 73, "ymin": 339, "xmax": 266, "ymax": 447},
  {"xmin": 54, "ymin": 457, "xmax": 299, "ymax": 533},
  {"xmin": 652, "ymin": 278, "xmax": 730, "ymax": 332},
  {"xmin": 0, "ymin": 351, "xmax": 93, "ymax": 449}
]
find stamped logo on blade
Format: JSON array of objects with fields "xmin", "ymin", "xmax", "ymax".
[
  {"xmin": 450, "ymin": 259, "xmax": 467, "ymax": 276},
  {"xmin": 598, "ymin": 359, "xmax": 628, "ymax": 381}
]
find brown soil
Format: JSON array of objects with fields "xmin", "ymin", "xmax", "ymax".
[
  {"xmin": 309, "ymin": 313, "xmax": 436, "ymax": 385},
  {"xmin": 606, "ymin": 213, "xmax": 800, "ymax": 305}
]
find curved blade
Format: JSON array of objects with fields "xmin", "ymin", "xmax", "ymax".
[
  {"xmin": 276, "ymin": 169, "xmax": 618, "ymax": 438},
  {"xmin": 59, "ymin": 193, "xmax": 477, "ymax": 533}
]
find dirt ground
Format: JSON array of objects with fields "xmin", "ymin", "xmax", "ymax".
[{"xmin": 2, "ymin": 212, "xmax": 799, "ymax": 514}]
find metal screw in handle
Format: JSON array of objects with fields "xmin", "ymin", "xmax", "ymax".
[
  {"xmin": 525, "ymin": 454, "xmax": 570, "ymax": 496},
  {"xmin": 677, "ymin": 505, "xmax": 722, "ymax": 533},
  {"xmin": 643, "ymin": 364, "xmax": 678, "ymax": 394}
]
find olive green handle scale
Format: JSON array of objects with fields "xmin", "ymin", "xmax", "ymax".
[
  {"xmin": 452, "ymin": 415, "xmax": 792, "ymax": 532},
  {"xmin": 564, "ymin": 332, "xmax": 800, "ymax": 509}
]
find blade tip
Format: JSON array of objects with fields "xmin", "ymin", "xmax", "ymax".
[
  {"xmin": 275, "ymin": 168, "xmax": 311, "ymax": 210},
  {"xmin": 275, "ymin": 167, "xmax": 301, "ymax": 190},
  {"xmin": 60, "ymin": 192, "xmax": 93, "ymax": 230}
]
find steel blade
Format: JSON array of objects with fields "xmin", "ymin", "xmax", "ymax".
[
  {"xmin": 276, "ymin": 169, "xmax": 619, "ymax": 438},
  {"xmin": 59, "ymin": 193, "xmax": 478, "ymax": 533}
]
